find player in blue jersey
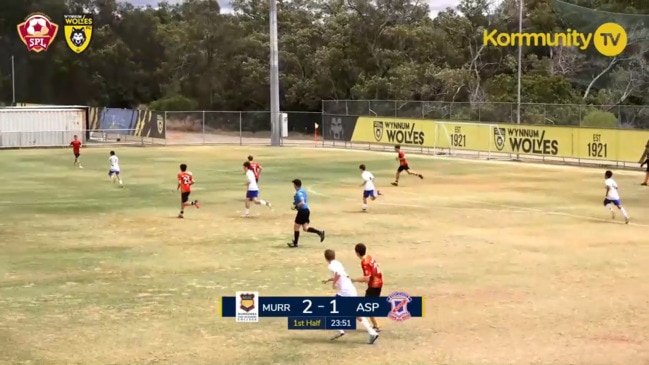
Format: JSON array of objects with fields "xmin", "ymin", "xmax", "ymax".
[{"xmin": 287, "ymin": 179, "xmax": 325, "ymax": 247}]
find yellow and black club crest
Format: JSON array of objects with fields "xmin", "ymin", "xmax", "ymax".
[{"xmin": 63, "ymin": 14, "xmax": 93, "ymax": 53}]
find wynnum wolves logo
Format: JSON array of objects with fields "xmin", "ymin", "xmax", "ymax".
[
  {"xmin": 64, "ymin": 14, "xmax": 93, "ymax": 53},
  {"xmin": 373, "ymin": 120, "xmax": 425, "ymax": 145},
  {"xmin": 387, "ymin": 292, "xmax": 412, "ymax": 322},
  {"xmin": 483, "ymin": 22, "xmax": 627, "ymax": 57},
  {"xmin": 373, "ymin": 121, "xmax": 383, "ymax": 141},
  {"xmin": 17, "ymin": 13, "xmax": 59, "ymax": 53},
  {"xmin": 506, "ymin": 128, "xmax": 559, "ymax": 155},
  {"xmin": 493, "ymin": 127, "xmax": 505, "ymax": 151},
  {"xmin": 239, "ymin": 293, "xmax": 256, "ymax": 312}
]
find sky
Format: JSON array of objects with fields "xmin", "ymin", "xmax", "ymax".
[{"xmin": 124, "ymin": 0, "xmax": 460, "ymax": 17}]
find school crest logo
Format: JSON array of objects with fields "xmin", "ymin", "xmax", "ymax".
[
  {"xmin": 17, "ymin": 13, "xmax": 59, "ymax": 53},
  {"xmin": 239, "ymin": 293, "xmax": 256, "ymax": 312},
  {"xmin": 64, "ymin": 14, "xmax": 93, "ymax": 53},
  {"xmin": 373, "ymin": 121, "xmax": 383, "ymax": 142},
  {"xmin": 494, "ymin": 127, "xmax": 506, "ymax": 151},
  {"xmin": 386, "ymin": 292, "xmax": 412, "ymax": 322}
]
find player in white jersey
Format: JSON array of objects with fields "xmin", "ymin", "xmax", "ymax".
[
  {"xmin": 108, "ymin": 151, "xmax": 123, "ymax": 185},
  {"xmin": 604, "ymin": 170, "xmax": 629, "ymax": 224},
  {"xmin": 322, "ymin": 249, "xmax": 379, "ymax": 344},
  {"xmin": 359, "ymin": 164, "xmax": 382, "ymax": 212},
  {"xmin": 242, "ymin": 161, "xmax": 271, "ymax": 217}
]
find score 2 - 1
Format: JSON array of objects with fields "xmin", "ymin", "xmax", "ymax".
[
  {"xmin": 301, "ymin": 298, "xmax": 381, "ymax": 316},
  {"xmin": 302, "ymin": 299, "xmax": 340, "ymax": 315},
  {"xmin": 587, "ymin": 134, "xmax": 608, "ymax": 158}
]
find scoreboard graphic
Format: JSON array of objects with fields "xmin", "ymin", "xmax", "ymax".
[{"xmin": 220, "ymin": 291, "xmax": 424, "ymax": 330}]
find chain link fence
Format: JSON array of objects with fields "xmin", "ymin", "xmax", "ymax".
[{"xmin": 322, "ymin": 100, "xmax": 649, "ymax": 129}]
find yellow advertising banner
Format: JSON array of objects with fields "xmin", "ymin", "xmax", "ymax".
[
  {"xmin": 348, "ymin": 116, "xmax": 649, "ymax": 163},
  {"xmin": 350, "ymin": 117, "xmax": 435, "ymax": 146}
]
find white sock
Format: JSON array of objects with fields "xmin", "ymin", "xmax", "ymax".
[
  {"xmin": 244, "ymin": 209, "xmax": 249, "ymax": 215},
  {"xmin": 620, "ymin": 207, "xmax": 628, "ymax": 218},
  {"xmin": 360, "ymin": 317, "xmax": 377, "ymax": 335},
  {"xmin": 259, "ymin": 199, "xmax": 267, "ymax": 205},
  {"xmin": 339, "ymin": 330, "xmax": 344, "ymax": 334},
  {"xmin": 605, "ymin": 205, "xmax": 613, "ymax": 211},
  {"xmin": 362, "ymin": 204, "xmax": 367, "ymax": 210}
]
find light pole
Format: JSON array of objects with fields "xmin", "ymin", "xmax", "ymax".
[
  {"xmin": 269, "ymin": 0, "xmax": 281, "ymax": 146},
  {"xmin": 516, "ymin": 0, "xmax": 523, "ymax": 125},
  {"xmin": 11, "ymin": 55, "xmax": 16, "ymax": 105}
]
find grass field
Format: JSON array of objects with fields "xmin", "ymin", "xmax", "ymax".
[{"xmin": 1, "ymin": 145, "xmax": 648, "ymax": 365}]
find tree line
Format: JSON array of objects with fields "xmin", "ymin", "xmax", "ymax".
[{"xmin": 0, "ymin": 0, "xmax": 647, "ymax": 126}]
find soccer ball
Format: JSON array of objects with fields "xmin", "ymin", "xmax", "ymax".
[{"xmin": 26, "ymin": 17, "xmax": 50, "ymax": 36}]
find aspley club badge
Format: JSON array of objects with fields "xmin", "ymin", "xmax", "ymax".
[
  {"xmin": 17, "ymin": 13, "xmax": 59, "ymax": 53},
  {"xmin": 63, "ymin": 14, "xmax": 93, "ymax": 53}
]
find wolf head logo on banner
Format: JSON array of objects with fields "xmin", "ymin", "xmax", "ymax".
[
  {"xmin": 373, "ymin": 121, "xmax": 384, "ymax": 142},
  {"xmin": 494, "ymin": 127, "xmax": 506, "ymax": 151},
  {"xmin": 17, "ymin": 13, "xmax": 59, "ymax": 53},
  {"xmin": 64, "ymin": 14, "xmax": 93, "ymax": 53}
]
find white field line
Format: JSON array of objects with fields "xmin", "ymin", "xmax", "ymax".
[
  {"xmin": 393, "ymin": 189, "xmax": 649, "ymax": 227},
  {"xmin": 307, "ymin": 186, "xmax": 532, "ymax": 214},
  {"xmin": 287, "ymin": 146, "xmax": 645, "ymax": 177}
]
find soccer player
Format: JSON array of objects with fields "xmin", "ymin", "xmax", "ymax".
[
  {"xmin": 359, "ymin": 164, "xmax": 382, "ymax": 211},
  {"xmin": 70, "ymin": 135, "xmax": 82, "ymax": 168},
  {"xmin": 287, "ymin": 179, "xmax": 325, "ymax": 247},
  {"xmin": 176, "ymin": 163, "xmax": 200, "ymax": 218},
  {"xmin": 603, "ymin": 170, "xmax": 629, "ymax": 224},
  {"xmin": 242, "ymin": 161, "xmax": 271, "ymax": 217},
  {"xmin": 352, "ymin": 243, "xmax": 384, "ymax": 332},
  {"xmin": 247, "ymin": 155, "xmax": 262, "ymax": 182},
  {"xmin": 322, "ymin": 249, "xmax": 380, "ymax": 344},
  {"xmin": 391, "ymin": 145, "xmax": 423, "ymax": 186},
  {"xmin": 638, "ymin": 141, "xmax": 649, "ymax": 185},
  {"xmin": 108, "ymin": 151, "xmax": 123, "ymax": 185}
]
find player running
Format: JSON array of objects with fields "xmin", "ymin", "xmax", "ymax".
[
  {"xmin": 322, "ymin": 249, "xmax": 380, "ymax": 344},
  {"xmin": 70, "ymin": 135, "xmax": 83, "ymax": 168},
  {"xmin": 247, "ymin": 155, "xmax": 262, "ymax": 182},
  {"xmin": 352, "ymin": 243, "xmax": 384, "ymax": 332},
  {"xmin": 359, "ymin": 164, "xmax": 382, "ymax": 212},
  {"xmin": 287, "ymin": 179, "xmax": 325, "ymax": 247},
  {"xmin": 176, "ymin": 163, "xmax": 200, "ymax": 218},
  {"xmin": 391, "ymin": 145, "xmax": 423, "ymax": 186},
  {"xmin": 603, "ymin": 170, "xmax": 629, "ymax": 224},
  {"xmin": 242, "ymin": 161, "xmax": 271, "ymax": 217},
  {"xmin": 108, "ymin": 151, "xmax": 123, "ymax": 186}
]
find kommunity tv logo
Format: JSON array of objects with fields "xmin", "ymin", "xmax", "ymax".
[{"xmin": 483, "ymin": 22, "xmax": 627, "ymax": 57}]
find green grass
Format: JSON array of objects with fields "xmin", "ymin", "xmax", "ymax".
[{"xmin": 0, "ymin": 146, "xmax": 648, "ymax": 365}]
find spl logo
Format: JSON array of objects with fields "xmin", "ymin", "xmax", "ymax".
[
  {"xmin": 17, "ymin": 13, "xmax": 59, "ymax": 53},
  {"xmin": 64, "ymin": 14, "xmax": 93, "ymax": 53}
]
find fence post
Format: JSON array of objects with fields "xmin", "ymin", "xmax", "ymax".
[
  {"xmin": 345, "ymin": 100, "xmax": 349, "ymax": 115},
  {"xmin": 164, "ymin": 111, "xmax": 168, "ymax": 146},
  {"xmin": 239, "ymin": 112, "xmax": 243, "ymax": 146},
  {"xmin": 202, "ymin": 110, "xmax": 206, "ymax": 144}
]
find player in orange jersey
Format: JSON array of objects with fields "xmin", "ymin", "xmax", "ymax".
[
  {"xmin": 391, "ymin": 145, "xmax": 423, "ymax": 186},
  {"xmin": 247, "ymin": 155, "xmax": 262, "ymax": 182},
  {"xmin": 352, "ymin": 243, "xmax": 384, "ymax": 332},
  {"xmin": 69, "ymin": 135, "xmax": 83, "ymax": 168},
  {"xmin": 176, "ymin": 163, "xmax": 200, "ymax": 218}
]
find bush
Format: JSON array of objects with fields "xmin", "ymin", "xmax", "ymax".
[
  {"xmin": 149, "ymin": 95, "xmax": 198, "ymax": 111},
  {"xmin": 582, "ymin": 109, "xmax": 618, "ymax": 128}
]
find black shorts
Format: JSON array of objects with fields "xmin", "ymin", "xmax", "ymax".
[
  {"xmin": 397, "ymin": 165, "xmax": 409, "ymax": 172},
  {"xmin": 295, "ymin": 208, "xmax": 310, "ymax": 225},
  {"xmin": 365, "ymin": 287, "xmax": 382, "ymax": 297},
  {"xmin": 181, "ymin": 191, "xmax": 190, "ymax": 203},
  {"xmin": 645, "ymin": 162, "xmax": 649, "ymax": 172},
  {"xmin": 74, "ymin": 153, "xmax": 80, "ymax": 158}
]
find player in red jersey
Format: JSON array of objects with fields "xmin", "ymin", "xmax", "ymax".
[
  {"xmin": 176, "ymin": 163, "xmax": 200, "ymax": 218},
  {"xmin": 391, "ymin": 145, "xmax": 423, "ymax": 186},
  {"xmin": 352, "ymin": 243, "xmax": 384, "ymax": 332},
  {"xmin": 247, "ymin": 155, "xmax": 262, "ymax": 182},
  {"xmin": 69, "ymin": 135, "xmax": 83, "ymax": 168}
]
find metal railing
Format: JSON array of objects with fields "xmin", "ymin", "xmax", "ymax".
[
  {"xmin": 321, "ymin": 100, "xmax": 649, "ymax": 129},
  {"xmin": 163, "ymin": 111, "xmax": 321, "ymax": 145}
]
